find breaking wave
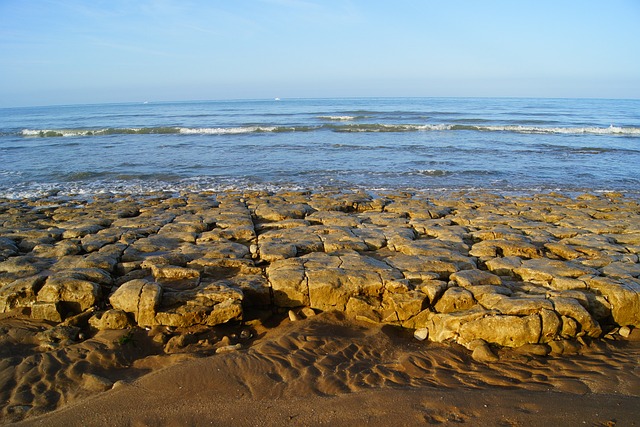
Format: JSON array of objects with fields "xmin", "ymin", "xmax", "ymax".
[{"xmin": 19, "ymin": 124, "xmax": 640, "ymax": 138}]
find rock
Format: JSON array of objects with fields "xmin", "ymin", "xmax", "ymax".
[
  {"xmin": 267, "ymin": 257, "xmax": 309, "ymax": 307},
  {"xmin": 619, "ymin": 325, "xmax": 632, "ymax": 338},
  {"xmin": 109, "ymin": 279, "xmax": 162, "ymax": 327},
  {"xmin": 458, "ymin": 314, "xmax": 542, "ymax": 348},
  {"xmin": 539, "ymin": 308, "xmax": 561, "ymax": 343},
  {"xmin": 382, "ymin": 290, "xmax": 427, "ymax": 322},
  {"xmin": 31, "ymin": 301, "xmax": 63, "ymax": 322},
  {"xmin": 413, "ymin": 328, "xmax": 429, "ymax": 341},
  {"xmin": 476, "ymin": 293, "xmax": 553, "ymax": 315},
  {"xmin": 346, "ymin": 296, "xmax": 381, "ymax": 323},
  {"xmin": 471, "ymin": 340, "xmax": 499, "ymax": 363},
  {"xmin": 89, "ymin": 309, "xmax": 133, "ymax": 330},
  {"xmin": 424, "ymin": 307, "xmax": 489, "ymax": 343},
  {"xmin": 154, "ymin": 283, "xmax": 243, "ymax": 327},
  {"xmin": 485, "ymin": 256, "xmax": 523, "ymax": 277},
  {"xmin": 305, "ymin": 253, "xmax": 401, "ymax": 312},
  {"xmin": 450, "ymin": 269, "xmax": 502, "ymax": 287},
  {"xmin": 433, "ymin": 287, "xmax": 475, "ymax": 313},
  {"xmin": 514, "ymin": 258, "xmax": 597, "ymax": 283},
  {"xmin": 216, "ymin": 343, "xmax": 242, "ymax": 354},
  {"xmin": 470, "ymin": 240, "xmax": 541, "ymax": 259},
  {"xmin": 515, "ymin": 343, "xmax": 551, "ymax": 356},
  {"xmin": 584, "ymin": 275, "xmax": 640, "ymax": 327},
  {"xmin": 151, "ymin": 265, "xmax": 200, "ymax": 281},
  {"xmin": 0, "ymin": 275, "xmax": 47, "ymax": 313},
  {"xmin": 254, "ymin": 202, "xmax": 313, "ymax": 221},
  {"xmin": 259, "ymin": 240, "xmax": 298, "ymax": 262},
  {"xmin": 37, "ymin": 276, "xmax": 101, "ymax": 315},
  {"xmin": 36, "ymin": 325, "xmax": 80, "ymax": 346},
  {"xmin": 561, "ymin": 316, "xmax": 579, "ymax": 338},
  {"xmin": 551, "ymin": 297, "xmax": 602, "ymax": 338}
]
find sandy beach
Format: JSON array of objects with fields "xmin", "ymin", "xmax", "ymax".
[{"xmin": 1, "ymin": 189, "xmax": 639, "ymax": 426}]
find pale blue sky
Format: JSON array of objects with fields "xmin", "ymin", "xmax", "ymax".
[{"xmin": 1, "ymin": 0, "xmax": 639, "ymax": 107}]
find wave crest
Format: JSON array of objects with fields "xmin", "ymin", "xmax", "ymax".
[{"xmin": 19, "ymin": 124, "xmax": 640, "ymax": 137}]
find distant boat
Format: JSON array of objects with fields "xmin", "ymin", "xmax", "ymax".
[
  {"xmin": 143, "ymin": 101, "xmax": 149, "ymax": 104},
  {"xmin": 274, "ymin": 98, "xmax": 281, "ymax": 101}
]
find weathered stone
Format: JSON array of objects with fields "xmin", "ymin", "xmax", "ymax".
[
  {"xmin": 551, "ymin": 297, "xmax": 602, "ymax": 338},
  {"xmin": 89, "ymin": 309, "xmax": 133, "ymax": 330},
  {"xmin": 471, "ymin": 340, "xmax": 499, "ymax": 363},
  {"xmin": 433, "ymin": 287, "xmax": 475, "ymax": 313},
  {"xmin": 560, "ymin": 316, "xmax": 579, "ymax": 338},
  {"xmin": 548, "ymin": 276, "xmax": 587, "ymax": 291},
  {"xmin": 514, "ymin": 258, "xmax": 597, "ymax": 283},
  {"xmin": 470, "ymin": 240, "xmax": 541, "ymax": 259},
  {"xmin": 151, "ymin": 265, "xmax": 200, "ymax": 281},
  {"xmin": 476, "ymin": 293, "xmax": 553, "ymax": 315},
  {"xmin": 0, "ymin": 275, "xmax": 47, "ymax": 313},
  {"xmin": 267, "ymin": 257, "xmax": 308, "ymax": 307},
  {"xmin": 544, "ymin": 242, "xmax": 583, "ymax": 260},
  {"xmin": 37, "ymin": 276, "xmax": 100, "ymax": 314},
  {"xmin": 458, "ymin": 314, "xmax": 542, "ymax": 348},
  {"xmin": 424, "ymin": 307, "xmax": 489, "ymax": 343},
  {"xmin": 30, "ymin": 301, "xmax": 63, "ymax": 322},
  {"xmin": 154, "ymin": 285, "xmax": 242, "ymax": 327},
  {"xmin": 418, "ymin": 280, "xmax": 449, "ymax": 303},
  {"xmin": 345, "ymin": 296, "xmax": 381, "ymax": 323},
  {"xmin": 254, "ymin": 202, "xmax": 313, "ymax": 221},
  {"xmin": 450, "ymin": 269, "xmax": 502, "ymax": 287},
  {"xmin": 259, "ymin": 240, "xmax": 298, "ymax": 262},
  {"xmin": 305, "ymin": 253, "xmax": 401, "ymax": 312},
  {"xmin": 109, "ymin": 279, "xmax": 162, "ymax": 327},
  {"xmin": 584, "ymin": 275, "xmax": 640, "ymax": 327},
  {"xmin": 485, "ymin": 256, "xmax": 523, "ymax": 277},
  {"xmin": 381, "ymin": 290, "xmax": 427, "ymax": 322},
  {"xmin": 601, "ymin": 262, "xmax": 640, "ymax": 279}
]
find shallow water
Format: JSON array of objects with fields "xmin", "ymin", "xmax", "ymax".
[{"xmin": 1, "ymin": 97, "xmax": 639, "ymax": 197}]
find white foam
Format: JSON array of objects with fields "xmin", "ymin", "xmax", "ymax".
[
  {"xmin": 178, "ymin": 126, "xmax": 277, "ymax": 135},
  {"xmin": 475, "ymin": 125, "xmax": 640, "ymax": 135},
  {"xmin": 318, "ymin": 116, "xmax": 356, "ymax": 121}
]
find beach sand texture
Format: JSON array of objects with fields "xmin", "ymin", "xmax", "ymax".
[{"xmin": 1, "ymin": 190, "xmax": 639, "ymax": 425}]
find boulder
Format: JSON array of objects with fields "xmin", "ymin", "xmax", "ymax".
[
  {"xmin": 89, "ymin": 309, "xmax": 133, "ymax": 330},
  {"xmin": 458, "ymin": 314, "xmax": 542, "ymax": 348},
  {"xmin": 266, "ymin": 257, "xmax": 309, "ymax": 307},
  {"xmin": 550, "ymin": 297, "xmax": 602, "ymax": 338},
  {"xmin": 31, "ymin": 301, "xmax": 63, "ymax": 322},
  {"xmin": 433, "ymin": 287, "xmax": 475, "ymax": 313},
  {"xmin": 0, "ymin": 275, "xmax": 47, "ymax": 313},
  {"xmin": 154, "ymin": 283, "xmax": 243, "ymax": 327},
  {"xmin": 585, "ymin": 276, "xmax": 640, "ymax": 327},
  {"xmin": 37, "ymin": 276, "xmax": 101, "ymax": 315},
  {"xmin": 423, "ymin": 306, "xmax": 489, "ymax": 343},
  {"xmin": 109, "ymin": 279, "xmax": 162, "ymax": 326}
]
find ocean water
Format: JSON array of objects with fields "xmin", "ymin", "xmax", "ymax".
[{"xmin": 1, "ymin": 97, "xmax": 639, "ymax": 198}]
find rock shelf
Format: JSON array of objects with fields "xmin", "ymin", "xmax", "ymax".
[{"xmin": 1, "ymin": 190, "xmax": 639, "ymax": 355}]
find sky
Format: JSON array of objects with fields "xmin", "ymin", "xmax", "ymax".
[{"xmin": 1, "ymin": 0, "xmax": 639, "ymax": 107}]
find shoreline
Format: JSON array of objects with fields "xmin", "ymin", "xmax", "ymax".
[{"xmin": 1, "ymin": 188, "xmax": 639, "ymax": 424}]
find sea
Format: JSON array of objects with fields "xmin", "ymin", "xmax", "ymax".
[{"xmin": 1, "ymin": 97, "xmax": 639, "ymax": 199}]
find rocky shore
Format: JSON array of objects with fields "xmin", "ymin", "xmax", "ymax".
[{"xmin": 1, "ymin": 189, "xmax": 639, "ymax": 424}]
